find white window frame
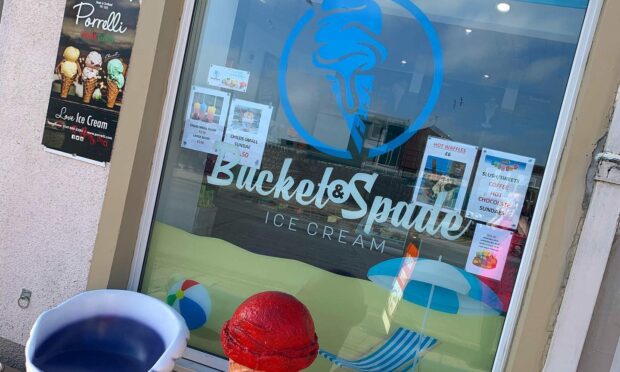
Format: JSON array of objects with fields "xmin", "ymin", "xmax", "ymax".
[{"xmin": 127, "ymin": 0, "xmax": 604, "ymax": 370}]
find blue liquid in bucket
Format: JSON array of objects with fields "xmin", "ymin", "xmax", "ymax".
[{"xmin": 32, "ymin": 316, "xmax": 165, "ymax": 372}]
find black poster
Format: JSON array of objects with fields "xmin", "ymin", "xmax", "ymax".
[{"xmin": 42, "ymin": 0, "xmax": 141, "ymax": 163}]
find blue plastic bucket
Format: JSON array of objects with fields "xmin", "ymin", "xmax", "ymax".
[{"xmin": 25, "ymin": 290, "xmax": 189, "ymax": 372}]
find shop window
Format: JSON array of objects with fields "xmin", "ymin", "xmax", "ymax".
[{"xmin": 136, "ymin": 0, "xmax": 590, "ymax": 370}]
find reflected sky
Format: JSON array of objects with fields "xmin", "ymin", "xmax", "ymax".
[{"xmin": 200, "ymin": 0, "xmax": 587, "ymax": 166}]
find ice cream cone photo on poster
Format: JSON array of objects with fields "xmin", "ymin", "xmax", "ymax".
[
  {"xmin": 83, "ymin": 51, "xmax": 102, "ymax": 103},
  {"xmin": 51, "ymin": 48, "xmax": 127, "ymax": 110},
  {"xmin": 106, "ymin": 58, "xmax": 125, "ymax": 109},
  {"xmin": 55, "ymin": 47, "xmax": 82, "ymax": 99}
]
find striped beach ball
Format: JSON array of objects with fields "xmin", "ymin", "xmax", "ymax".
[{"xmin": 166, "ymin": 279, "xmax": 212, "ymax": 330}]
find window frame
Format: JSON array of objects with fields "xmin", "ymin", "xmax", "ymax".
[{"xmin": 127, "ymin": 0, "xmax": 605, "ymax": 370}]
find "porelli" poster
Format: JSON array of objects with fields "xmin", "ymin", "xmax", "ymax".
[{"xmin": 42, "ymin": 0, "xmax": 141, "ymax": 163}]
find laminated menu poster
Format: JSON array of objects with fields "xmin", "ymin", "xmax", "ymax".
[
  {"xmin": 412, "ymin": 137, "xmax": 478, "ymax": 212},
  {"xmin": 181, "ymin": 86, "xmax": 231, "ymax": 155},
  {"xmin": 41, "ymin": 0, "xmax": 141, "ymax": 163},
  {"xmin": 466, "ymin": 149, "xmax": 535, "ymax": 230},
  {"xmin": 223, "ymin": 99, "xmax": 273, "ymax": 169},
  {"xmin": 466, "ymin": 224, "xmax": 513, "ymax": 281}
]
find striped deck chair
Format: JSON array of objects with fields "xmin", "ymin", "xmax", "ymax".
[{"xmin": 319, "ymin": 328, "xmax": 438, "ymax": 372}]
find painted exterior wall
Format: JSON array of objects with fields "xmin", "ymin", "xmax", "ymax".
[
  {"xmin": 578, "ymin": 231, "xmax": 620, "ymax": 371},
  {"xmin": 0, "ymin": 0, "xmax": 109, "ymax": 345}
]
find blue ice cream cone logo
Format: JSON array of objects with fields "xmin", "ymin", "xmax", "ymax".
[
  {"xmin": 279, "ymin": 0, "xmax": 443, "ymax": 160},
  {"xmin": 313, "ymin": 0, "xmax": 387, "ymax": 154}
]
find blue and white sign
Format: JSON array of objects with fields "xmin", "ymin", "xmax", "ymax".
[
  {"xmin": 466, "ymin": 149, "xmax": 535, "ymax": 230},
  {"xmin": 279, "ymin": 0, "xmax": 443, "ymax": 160}
]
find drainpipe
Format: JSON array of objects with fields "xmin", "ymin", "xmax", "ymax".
[{"xmin": 544, "ymin": 87, "xmax": 620, "ymax": 371}]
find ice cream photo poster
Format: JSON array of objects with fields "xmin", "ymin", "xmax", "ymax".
[
  {"xmin": 42, "ymin": 0, "xmax": 140, "ymax": 163},
  {"xmin": 53, "ymin": 47, "xmax": 126, "ymax": 108}
]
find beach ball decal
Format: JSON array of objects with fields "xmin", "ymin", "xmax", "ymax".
[{"xmin": 166, "ymin": 279, "xmax": 212, "ymax": 330}]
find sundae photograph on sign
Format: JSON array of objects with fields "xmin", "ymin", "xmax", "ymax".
[
  {"xmin": 223, "ymin": 99, "xmax": 273, "ymax": 168},
  {"xmin": 42, "ymin": 0, "xmax": 140, "ymax": 163},
  {"xmin": 228, "ymin": 104, "xmax": 262, "ymax": 134}
]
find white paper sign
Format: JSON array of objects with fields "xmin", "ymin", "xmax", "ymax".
[
  {"xmin": 223, "ymin": 99, "xmax": 273, "ymax": 169},
  {"xmin": 208, "ymin": 65, "xmax": 250, "ymax": 93},
  {"xmin": 466, "ymin": 224, "xmax": 513, "ymax": 281},
  {"xmin": 466, "ymin": 149, "xmax": 535, "ymax": 230},
  {"xmin": 181, "ymin": 86, "xmax": 231, "ymax": 155},
  {"xmin": 412, "ymin": 137, "xmax": 478, "ymax": 212}
]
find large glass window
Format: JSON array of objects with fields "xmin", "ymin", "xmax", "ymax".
[{"xmin": 139, "ymin": 0, "xmax": 589, "ymax": 370}]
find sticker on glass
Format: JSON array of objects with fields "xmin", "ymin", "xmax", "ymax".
[
  {"xmin": 181, "ymin": 86, "xmax": 231, "ymax": 155},
  {"xmin": 466, "ymin": 224, "xmax": 513, "ymax": 281},
  {"xmin": 208, "ymin": 65, "xmax": 250, "ymax": 93},
  {"xmin": 466, "ymin": 149, "xmax": 535, "ymax": 230},
  {"xmin": 412, "ymin": 137, "xmax": 478, "ymax": 212},
  {"xmin": 223, "ymin": 99, "xmax": 273, "ymax": 169}
]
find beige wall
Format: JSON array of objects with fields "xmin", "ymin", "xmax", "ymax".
[
  {"xmin": 86, "ymin": 0, "xmax": 185, "ymax": 290},
  {"xmin": 0, "ymin": 0, "xmax": 109, "ymax": 345},
  {"xmin": 578, "ymin": 231, "xmax": 620, "ymax": 371}
]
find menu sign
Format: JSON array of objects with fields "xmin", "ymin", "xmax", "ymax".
[
  {"xmin": 42, "ymin": 0, "xmax": 141, "ymax": 163},
  {"xmin": 465, "ymin": 224, "xmax": 513, "ymax": 281},
  {"xmin": 466, "ymin": 149, "xmax": 535, "ymax": 229},
  {"xmin": 412, "ymin": 138, "xmax": 478, "ymax": 212},
  {"xmin": 223, "ymin": 99, "xmax": 272, "ymax": 169},
  {"xmin": 181, "ymin": 86, "xmax": 231, "ymax": 155}
]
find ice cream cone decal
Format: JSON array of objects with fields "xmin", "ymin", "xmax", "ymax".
[
  {"xmin": 56, "ymin": 47, "xmax": 81, "ymax": 99},
  {"xmin": 82, "ymin": 51, "xmax": 102, "ymax": 104},
  {"xmin": 312, "ymin": 0, "xmax": 387, "ymax": 155},
  {"xmin": 106, "ymin": 59, "xmax": 125, "ymax": 109},
  {"xmin": 221, "ymin": 292, "xmax": 319, "ymax": 372}
]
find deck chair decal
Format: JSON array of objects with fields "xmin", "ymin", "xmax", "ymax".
[{"xmin": 319, "ymin": 328, "xmax": 438, "ymax": 372}]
